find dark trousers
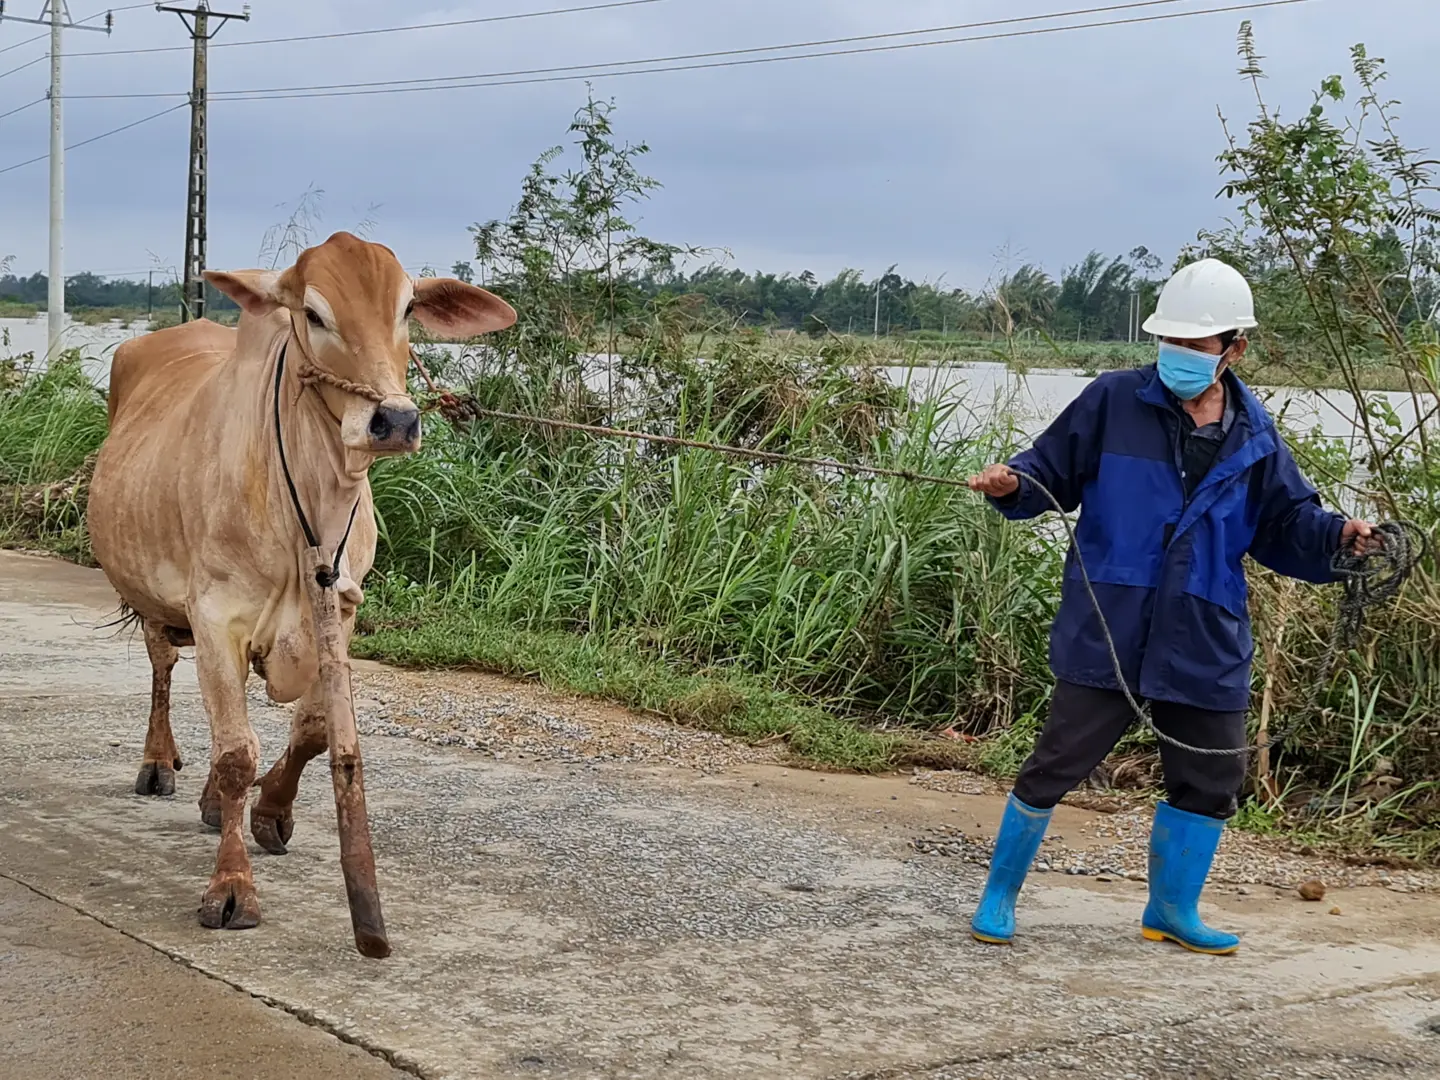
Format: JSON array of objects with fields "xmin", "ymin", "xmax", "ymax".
[{"xmin": 1012, "ymin": 681, "xmax": 1247, "ymax": 820}]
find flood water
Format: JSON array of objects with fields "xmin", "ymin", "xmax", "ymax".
[{"xmin": 4, "ymin": 315, "xmax": 1431, "ymax": 455}]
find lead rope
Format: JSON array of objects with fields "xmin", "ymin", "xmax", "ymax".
[
  {"xmin": 273, "ymin": 339, "xmax": 361, "ymax": 590},
  {"xmin": 403, "ymin": 359, "xmax": 1426, "ymax": 759}
]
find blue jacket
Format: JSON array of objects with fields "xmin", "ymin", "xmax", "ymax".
[{"xmin": 992, "ymin": 365, "xmax": 1344, "ymax": 713}]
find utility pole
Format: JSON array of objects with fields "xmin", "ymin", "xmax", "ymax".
[
  {"xmin": 0, "ymin": 2, "xmax": 113, "ymax": 360},
  {"xmin": 157, "ymin": 1, "xmax": 249, "ymax": 322},
  {"xmin": 873, "ymin": 279, "xmax": 881, "ymax": 337}
]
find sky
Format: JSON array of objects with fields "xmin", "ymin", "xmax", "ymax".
[{"xmin": 1, "ymin": 0, "xmax": 1438, "ymax": 292}]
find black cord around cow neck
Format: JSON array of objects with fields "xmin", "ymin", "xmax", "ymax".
[{"xmin": 273, "ymin": 339, "xmax": 360, "ymax": 590}]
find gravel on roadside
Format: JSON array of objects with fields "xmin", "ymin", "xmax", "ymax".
[
  {"xmin": 281, "ymin": 666, "xmax": 1440, "ymax": 896},
  {"xmin": 350, "ymin": 668, "xmax": 789, "ymax": 772}
]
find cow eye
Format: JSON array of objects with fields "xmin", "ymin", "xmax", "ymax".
[
  {"xmin": 305, "ymin": 309, "xmax": 325, "ymax": 329},
  {"xmin": 403, "ymin": 301, "xmax": 415, "ymax": 320}
]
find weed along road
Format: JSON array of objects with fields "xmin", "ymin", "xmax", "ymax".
[{"xmin": 3, "ymin": 549, "xmax": 1440, "ymax": 1080}]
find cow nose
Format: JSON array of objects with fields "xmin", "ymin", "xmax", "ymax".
[{"xmin": 368, "ymin": 404, "xmax": 421, "ymax": 449}]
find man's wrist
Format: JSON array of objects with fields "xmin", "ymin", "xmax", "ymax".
[{"xmin": 991, "ymin": 479, "xmax": 1024, "ymax": 508}]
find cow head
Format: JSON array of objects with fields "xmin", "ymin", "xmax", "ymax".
[{"xmin": 205, "ymin": 232, "xmax": 516, "ymax": 455}]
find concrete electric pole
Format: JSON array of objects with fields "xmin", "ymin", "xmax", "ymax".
[
  {"xmin": 0, "ymin": 2, "xmax": 113, "ymax": 360},
  {"xmin": 157, "ymin": 1, "xmax": 248, "ymax": 322}
]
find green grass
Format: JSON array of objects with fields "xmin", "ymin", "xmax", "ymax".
[
  {"xmin": 1230, "ymin": 800, "xmax": 1286, "ymax": 834},
  {"xmin": 0, "ymin": 353, "xmax": 108, "ymax": 562},
  {"xmin": 365, "ymin": 364, "xmax": 1060, "ymax": 741},
  {"xmin": 0, "ymin": 354, "xmax": 107, "ymax": 485}
]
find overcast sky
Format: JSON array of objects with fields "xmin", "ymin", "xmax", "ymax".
[{"xmin": 1, "ymin": 0, "xmax": 1437, "ymax": 291}]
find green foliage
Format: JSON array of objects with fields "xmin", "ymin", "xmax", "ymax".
[
  {"xmin": 0, "ymin": 271, "xmax": 228, "ymax": 319},
  {"xmin": 470, "ymin": 92, "xmax": 705, "ymax": 364},
  {"xmin": 1192, "ymin": 22, "xmax": 1440, "ymax": 524},
  {"xmin": 634, "ymin": 248, "xmax": 1163, "ymax": 346},
  {"xmin": 1194, "ymin": 26, "xmax": 1440, "ymax": 850},
  {"xmin": 0, "ymin": 352, "xmax": 106, "ymax": 486},
  {"xmin": 0, "ymin": 352, "xmax": 107, "ymax": 562},
  {"xmin": 366, "ymin": 370, "xmax": 1058, "ymax": 739}
]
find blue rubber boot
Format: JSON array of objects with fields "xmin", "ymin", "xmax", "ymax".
[
  {"xmin": 970, "ymin": 793, "xmax": 1053, "ymax": 945},
  {"xmin": 1141, "ymin": 801, "xmax": 1240, "ymax": 955}
]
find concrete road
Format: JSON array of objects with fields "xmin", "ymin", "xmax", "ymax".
[
  {"xmin": 0, "ymin": 875, "xmax": 404, "ymax": 1080},
  {"xmin": 2, "ymin": 549, "xmax": 1439, "ymax": 1080}
]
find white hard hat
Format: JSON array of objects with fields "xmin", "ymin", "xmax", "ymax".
[{"xmin": 1142, "ymin": 257, "xmax": 1258, "ymax": 339}]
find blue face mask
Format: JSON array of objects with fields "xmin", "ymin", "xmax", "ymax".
[{"xmin": 1156, "ymin": 341, "xmax": 1226, "ymax": 401}]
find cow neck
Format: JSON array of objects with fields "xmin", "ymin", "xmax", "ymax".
[{"xmin": 272, "ymin": 334, "xmax": 364, "ymax": 590}]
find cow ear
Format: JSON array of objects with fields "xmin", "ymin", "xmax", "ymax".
[
  {"xmin": 203, "ymin": 268, "xmax": 302, "ymax": 316},
  {"xmin": 411, "ymin": 277, "xmax": 516, "ymax": 338}
]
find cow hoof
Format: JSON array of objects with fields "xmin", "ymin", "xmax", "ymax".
[
  {"xmin": 251, "ymin": 809, "xmax": 294, "ymax": 856},
  {"xmin": 134, "ymin": 762, "xmax": 176, "ymax": 797},
  {"xmin": 198, "ymin": 798, "xmax": 222, "ymax": 831},
  {"xmin": 199, "ymin": 879, "xmax": 261, "ymax": 930}
]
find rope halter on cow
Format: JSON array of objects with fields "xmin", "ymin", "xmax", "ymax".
[
  {"xmin": 272, "ymin": 331, "xmax": 363, "ymax": 591},
  {"xmin": 294, "ymin": 358, "xmax": 387, "ymax": 404}
]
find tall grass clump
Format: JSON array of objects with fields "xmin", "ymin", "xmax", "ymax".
[
  {"xmin": 0, "ymin": 350, "xmax": 108, "ymax": 561},
  {"xmin": 364, "ymin": 359, "xmax": 1061, "ymax": 740}
]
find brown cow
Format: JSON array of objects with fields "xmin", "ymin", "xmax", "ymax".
[{"xmin": 86, "ymin": 232, "xmax": 515, "ymax": 956}]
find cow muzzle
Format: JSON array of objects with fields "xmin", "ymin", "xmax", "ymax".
[{"xmin": 365, "ymin": 400, "xmax": 422, "ymax": 453}]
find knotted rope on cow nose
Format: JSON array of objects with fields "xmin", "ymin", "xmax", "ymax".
[
  {"xmin": 296, "ymin": 361, "xmax": 386, "ymax": 404},
  {"xmin": 273, "ymin": 341, "xmax": 362, "ymax": 591}
]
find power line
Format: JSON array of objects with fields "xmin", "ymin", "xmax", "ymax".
[
  {"xmin": 0, "ymin": 101, "xmax": 185, "ymax": 177},
  {"xmin": 63, "ymin": 0, "xmax": 668, "ymax": 58},
  {"xmin": 57, "ymin": 0, "xmax": 1331, "ymax": 104},
  {"xmin": 0, "ymin": 2, "xmax": 118, "ymax": 361},
  {"xmin": 0, "ymin": 95, "xmax": 45, "ymax": 121},
  {"xmin": 216, "ymin": 0, "xmax": 1334, "ymax": 103},
  {"xmin": 0, "ymin": 51, "xmax": 46, "ymax": 80},
  {"xmin": 213, "ymin": 0, "xmax": 1222, "ymax": 99},
  {"xmin": 0, "ymin": 0, "xmax": 1328, "ymax": 176},
  {"xmin": 0, "ymin": 30, "xmax": 47, "ymax": 57}
]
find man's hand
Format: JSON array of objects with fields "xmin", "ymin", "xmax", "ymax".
[
  {"xmin": 1342, "ymin": 518, "xmax": 1385, "ymax": 556},
  {"xmin": 968, "ymin": 464, "xmax": 1020, "ymax": 498}
]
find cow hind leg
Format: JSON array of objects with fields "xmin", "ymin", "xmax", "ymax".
[
  {"xmin": 134, "ymin": 621, "xmax": 183, "ymax": 797},
  {"xmin": 251, "ymin": 685, "xmax": 327, "ymax": 856},
  {"xmin": 192, "ymin": 608, "xmax": 262, "ymax": 930}
]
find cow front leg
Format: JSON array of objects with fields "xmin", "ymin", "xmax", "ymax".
[
  {"xmin": 251, "ymin": 685, "xmax": 327, "ymax": 855},
  {"xmin": 191, "ymin": 609, "xmax": 262, "ymax": 930},
  {"xmin": 135, "ymin": 621, "xmax": 183, "ymax": 797},
  {"xmin": 198, "ymin": 768, "xmax": 222, "ymax": 830}
]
